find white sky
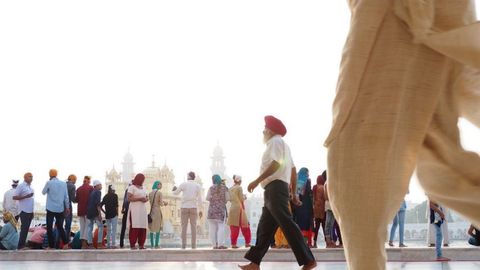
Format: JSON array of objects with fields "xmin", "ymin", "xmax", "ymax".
[{"xmin": 1, "ymin": 1, "xmax": 479, "ymax": 205}]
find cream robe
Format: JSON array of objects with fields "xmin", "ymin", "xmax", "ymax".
[
  {"xmin": 127, "ymin": 185, "xmax": 149, "ymax": 229},
  {"xmin": 325, "ymin": 1, "xmax": 480, "ymax": 270}
]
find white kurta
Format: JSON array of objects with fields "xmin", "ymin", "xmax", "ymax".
[{"xmin": 127, "ymin": 185, "xmax": 149, "ymax": 229}]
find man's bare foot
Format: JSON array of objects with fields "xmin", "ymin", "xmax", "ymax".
[
  {"xmin": 301, "ymin": 260, "xmax": 317, "ymax": 270},
  {"xmin": 238, "ymin": 262, "xmax": 260, "ymax": 270}
]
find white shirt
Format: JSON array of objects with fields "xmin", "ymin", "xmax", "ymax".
[
  {"xmin": 260, "ymin": 135, "xmax": 295, "ymax": 188},
  {"xmin": 2, "ymin": 188, "xmax": 19, "ymax": 216},
  {"xmin": 173, "ymin": 180, "xmax": 203, "ymax": 209},
  {"xmin": 15, "ymin": 182, "xmax": 35, "ymax": 213}
]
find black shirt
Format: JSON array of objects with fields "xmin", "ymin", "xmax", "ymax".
[{"xmin": 101, "ymin": 193, "xmax": 119, "ymax": 219}]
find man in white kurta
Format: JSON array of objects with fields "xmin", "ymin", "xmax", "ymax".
[{"xmin": 325, "ymin": 1, "xmax": 480, "ymax": 269}]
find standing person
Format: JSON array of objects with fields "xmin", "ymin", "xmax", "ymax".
[
  {"xmin": 0, "ymin": 212, "xmax": 19, "ymax": 250},
  {"xmin": 323, "ymin": 177, "xmax": 336, "ymax": 248},
  {"xmin": 228, "ymin": 174, "xmax": 252, "ymax": 249},
  {"xmin": 427, "ymin": 206, "xmax": 450, "ymax": 247},
  {"xmin": 13, "ymin": 172, "xmax": 35, "ymax": 250},
  {"xmin": 325, "ymin": 1, "xmax": 480, "ymax": 269},
  {"xmin": 75, "ymin": 176, "xmax": 93, "ymax": 249},
  {"xmin": 292, "ymin": 168, "xmax": 314, "ymax": 247},
  {"xmin": 119, "ymin": 181, "xmax": 132, "ymax": 248},
  {"xmin": 86, "ymin": 180, "xmax": 104, "ymax": 249},
  {"xmin": 41, "ymin": 169, "xmax": 70, "ymax": 249},
  {"xmin": 429, "ymin": 200, "xmax": 449, "ymax": 261},
  {"xmin": 240, "ymin": 115, "xmax": 316, "ymax": 270},
  {"xmin": 101, "ymin": 184, "xmax": 118, "ymax": 248},
  {"xmin": 312, "ymin": 173, "xmax": 326, "ymax": 248},
  {"xmin": 3, "ymin": 180, "xmax": 20, "ymax": 220},
  {"xmin": 388, "ymin": 200, "xmax": 407, "ymax": 247},
  {"xmin": 206, "ymin": 174, "xmax": 230, "ymax": 249},
  {"xmin": 148, "ymin": 181, "xmax": 166, "ymax": 249},
  {"xmin": 65, "ymin": 174, "xmax": 77, "ymax": 243},
  {"xmin": 173, "ymin": 171, "xmax": 203, "ymax": 249},
  {"xmin": 127, "ymin": 173, "xmax": 149, "ymax": 250}
]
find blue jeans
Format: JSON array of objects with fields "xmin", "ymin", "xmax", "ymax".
[
  {"xmin": 64, "ymin": 206, "xmax": 73, "ymax": 242},
  {"xmin": 435, "ymin": 223, "xmax": 443, "ymax": 258},
  {"xmin": 389, "ymin": 210, "xmax": 406, "ymax": 244},
  {"xmin": 87, "ymin": 218, "xmax": 103, "ymax": 244},
  {"xmin": 106, "ymin": 216, "xmax": 118, "ymax": 247},
  {"xmin": 325, "ymin": 210, "xmax": 335, "ymax": 241}
]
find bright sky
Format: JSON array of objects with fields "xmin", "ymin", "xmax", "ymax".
[{"xmin": 1, "ymin": 1, "xmax": 479, "ymax": 206}]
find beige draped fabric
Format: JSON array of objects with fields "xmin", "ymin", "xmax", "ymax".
[
  {"xmin": 325, "ymin": 1, "xmax": 480, "ymax": 270},
  {"xmin": 227, "ymin": 185, "xmax": 249, "ymax": 227}
]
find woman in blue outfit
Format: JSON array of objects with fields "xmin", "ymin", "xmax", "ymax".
[{"xmin": 292, "ymin": 168, "xmax": 314, "ymax": 247}]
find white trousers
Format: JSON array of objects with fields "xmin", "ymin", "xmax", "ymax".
[
  {"xmin": 78, "ymin": 216, "xmax": 89, "ymax": 240},
  {"xmin": 208, "ymin": 219, "xmax": 226, "ymax": 247}
]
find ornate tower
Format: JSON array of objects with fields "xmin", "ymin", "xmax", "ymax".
[
  {"xmin": 210, "ymin": 143, "xmax": 232, "ymax": 187},
  {"xmin": 122, "ymin": 148, "xmax": 135, "ymax": 183},
  {"xmin": 142, "ymin": 155, "xmax": 161, "ymax": 191},
  {"xmin": 210, "ymin": 143, "xmax": 226, "ymax": 178}
]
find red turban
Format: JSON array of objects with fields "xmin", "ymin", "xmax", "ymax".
[
  {"xmin": 264, "ymin": 115, "xmax": 287, "ymax": 137},
  {"xmin": 132, "ymin": 173, "xmax": 145, "ymax": 186}
]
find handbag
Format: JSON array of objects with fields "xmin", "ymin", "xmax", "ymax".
[{"xmin": 148, "ymin": 190, "xmax": 158, "ymax": 223}]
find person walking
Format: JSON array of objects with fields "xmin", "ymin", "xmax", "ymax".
[
  {"xmin": 127, "ymin": 173, "xmax": 149, "ymax": 249},
  {"xmin": 148, "ymin": 181, "xmax": 166, "ymax": 249},
  {"xmin": 325, "ymin": 1, "xmax": 480, "ymax": 269},
  {"xmin": 13, "ymin": 173, "xmax": 34, "ymax": 250},
  {"xmin": 173, "ymin": 171, "xmax": 203, "ymax": 249},
  {"xmin": 42, "ymin": 169, "xmax": 70, "ymax": 249},
  {"xmin": 239, "ymin": 115, "xmax": 316, "ymax": 270},
  {"xmin": 228, "ymin": 175, "xmax": 251, "ymax": 249}
]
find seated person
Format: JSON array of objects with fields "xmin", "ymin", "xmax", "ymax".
[
  {"xmin": 0, "ymin": 212, "xmax": 19, "ymax": 250},
  {"xmin": 468, "ymin": 224, "xmax": 480, "ymax": 246},
  {"xmin": 70, "ymin": 231, "xmax": 82, "ymax": 249},
  {"xmin": 27, "ymin": 224, "xmax": 47, "ymax": 249}
]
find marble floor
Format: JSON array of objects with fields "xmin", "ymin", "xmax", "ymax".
[{"xmin": 3, "ymin": 261, "xmax": 480, "ymax": 270}]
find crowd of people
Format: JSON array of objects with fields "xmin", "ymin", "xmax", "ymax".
[
  {"xmin": 0, "ymin": 114, "xmax": 479, "ymax": 270},
  {"xmin": 0, "ymin": 154, "xmax": 478, "ymax": 253}
]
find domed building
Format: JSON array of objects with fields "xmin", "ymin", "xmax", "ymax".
[
  {"xmin": 105, "ymin": 165, "xmax": 126, "ymax": 200},
  {"xmin": 105, "ymin": 150, "xmax": 209, "ymax": 241}
]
